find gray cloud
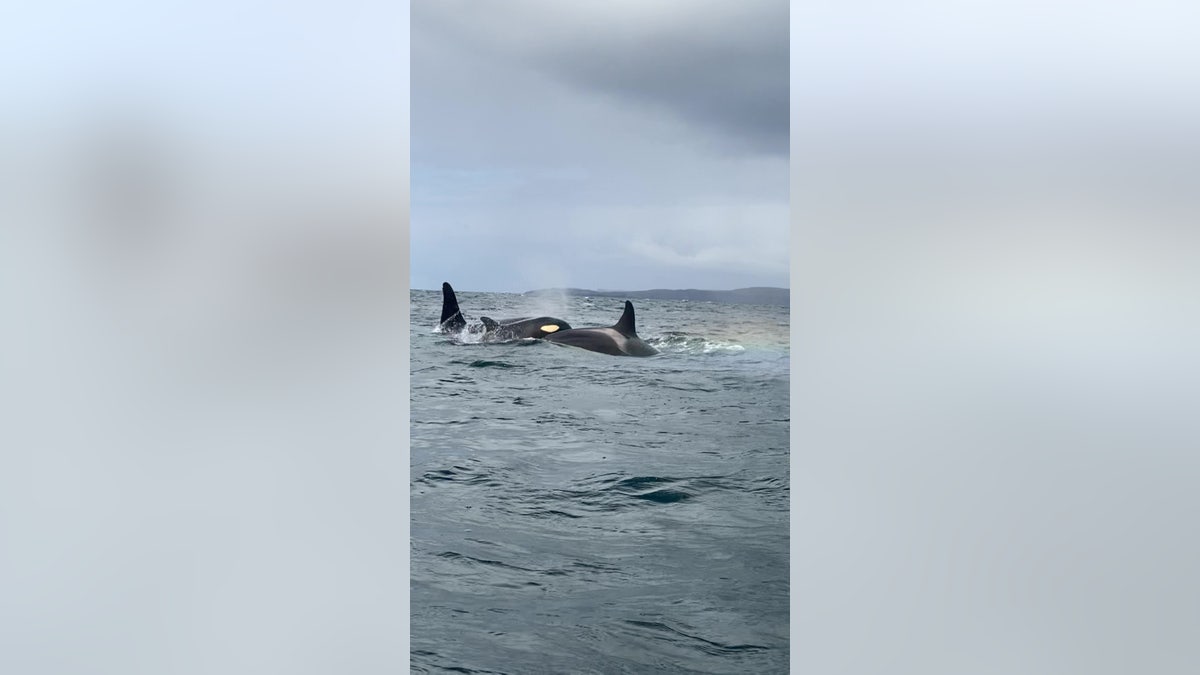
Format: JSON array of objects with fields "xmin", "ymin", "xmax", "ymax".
[
  {"xmin": 530, "ymin": 6, "xmax": 788, "ymax": 155},
  {"xmin": 411, "ymin": 0, "xmax": 790, "ymax": 293},
  {"xmin": 416, "ymin": 0, "xmax": 787, "ymax": 157}
]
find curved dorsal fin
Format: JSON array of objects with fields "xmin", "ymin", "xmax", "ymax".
[
  {"xmin": 440, "ymin": 282, "xmax": 466, "ymax": 330},
  {"xmin": 480, "ymin": 316, "xmax": 499, "ymax": 331},
  {"xmin": 613, "ymin": 300, "xmax": 637, "ymax": 337}
]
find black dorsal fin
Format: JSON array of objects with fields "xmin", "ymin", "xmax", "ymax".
[
  {"xmin": 480, "ymin": 316, "xmax": 499, "ymax": 331},
  {"xmin": 440, "ymin": 282, "xmax": 466, "ymax": 331},
  {"xmin": 613, "ymin": 300, "xmax": 637, "ymax": 337}
]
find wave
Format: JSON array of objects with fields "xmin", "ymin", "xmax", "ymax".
[{"xmin": 647, "ymin": 331, "xmax": 746, "ymax": 355}]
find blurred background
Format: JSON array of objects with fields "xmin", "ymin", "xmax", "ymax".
[
  {"xmin": 792, "ymin": 1, "xmax": 1200, "ymax": 673},
  {"xmin": 1, "ymin": 2, "xmax": 409, "ymax": 673}
]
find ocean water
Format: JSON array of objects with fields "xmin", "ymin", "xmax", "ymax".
[{"xmin": 411, "ymin": 289, "xmax": 790, "ymax": 674}]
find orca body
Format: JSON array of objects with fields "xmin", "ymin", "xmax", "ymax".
[
  {"xmin": 543, "ymin": 301, "xmax": 658, "ymax": 357},
  {"xmin": 438, "ymin": 282, "xmax": 571, "ymax": 341},
  {"xmin": 478, "ymin": 315, "xmax": 571, "ymax": 341}
]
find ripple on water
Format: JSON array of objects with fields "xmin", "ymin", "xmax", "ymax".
[{"xmin": 410, "ymin": 289, "xmax": 790, "ymax": 673}]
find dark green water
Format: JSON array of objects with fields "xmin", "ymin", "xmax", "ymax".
[{"xmin": 411, "ymin": 289, "xmax": 790, "ymax": 674}]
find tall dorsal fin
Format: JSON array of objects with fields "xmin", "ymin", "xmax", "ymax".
[
  {"xmin": 613, "ymin": 300, "xmax": 637, "ymax": 337},
  {"xmin": 440, "ymin": 282, "xmax": 466, "ymax": 331}
]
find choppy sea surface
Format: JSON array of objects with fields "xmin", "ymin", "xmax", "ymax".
[{"xmin": 411, "ymin": 289, "xmax": 790, "ymax": 674}]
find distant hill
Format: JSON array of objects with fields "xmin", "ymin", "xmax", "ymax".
[{"xmin": 524, "ymin": 287, "xmax": 789, "ymax": 307}]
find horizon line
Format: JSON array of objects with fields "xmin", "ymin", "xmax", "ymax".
[{"xmin": 411, "ymin": 285, "xmax": 790, "ymax": 293}]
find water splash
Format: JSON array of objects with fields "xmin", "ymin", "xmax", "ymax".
[{"xmin": 648, "ymin": 331, "xmax": 746, "ymax": 356}]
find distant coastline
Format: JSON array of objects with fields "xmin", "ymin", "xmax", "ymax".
[{"xmin": 524, "ymin": 287, "xmax": 789, "ymax": 307}]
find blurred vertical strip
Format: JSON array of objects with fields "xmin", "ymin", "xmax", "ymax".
[
  {"xmin": 0, "ymin": 2, "xmax": 409, "ymax": 673},
  {"xmin": 792, "ymin": 1, "xmax": 1200, "ymax": 673}
]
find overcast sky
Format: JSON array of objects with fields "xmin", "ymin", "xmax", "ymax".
[{"xmin": 410, "ymin": 0, "xmax": 789, "ymax": 293}]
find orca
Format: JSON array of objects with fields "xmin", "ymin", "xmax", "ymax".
[
  {"xmin": 438, "ymin": 282, "xmax": 468, "ymax": 333},
  {"xmin": 438, "ymin": 282, "xmax": 571, "ymax": 341},
  {"xmin": 542, "ymin": 300, "xmax": 659, "ymax": 357},
  {"xmin": 477, "ymin": 315, "xmax": 572, "ymax": 341}
]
